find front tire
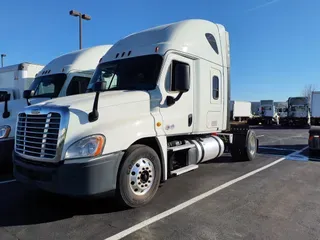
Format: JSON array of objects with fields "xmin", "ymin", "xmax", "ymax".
[{"xmin": 117, "ymin": 144, "xmax": 161, "ymax": 208}]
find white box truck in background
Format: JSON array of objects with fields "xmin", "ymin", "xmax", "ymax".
[
  {"xmin": 260, "ymin": 100, "xmax": 276, "ymax": 125},
  {"xmin": 13, "ymin": 19, "xmax": 258, "ymax": 208},
  {"xmin": 275, "ymin": 102, "xmax": 288, "ymax": 117},
  {"xmin": 310, "ymin": 91, "xmax": 320, "ymax": 126},
  {"xmin": 0, "ymin": 45, "xmax": 112, "ymax": 167},
  {"xmin": 0, "ymin": 63, "xmax": 44, "ymax": 101},
  {"xmin": 230, "ymin": 100, "xmax": 252, "ymax": 121}
]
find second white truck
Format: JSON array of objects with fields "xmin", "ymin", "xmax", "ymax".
[
  {"xmin": 0, "ymin": 45, "xmax": 112, "ymax": 166},
  {"xmin": 13, "ymin": 19, "xmax": 258, "ymax": 207},
  {"xmin": 0, "ymin": 63, "xmax": 44, "ymax": 102}
]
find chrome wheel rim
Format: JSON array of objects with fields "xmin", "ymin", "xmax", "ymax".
[
  {"xmin": 248, "ymin": 134, "xmax": 256, "ymax": 155},
  {"xmin": 129, "ymin": 158, "xmax": 154, "ymax": 196}
]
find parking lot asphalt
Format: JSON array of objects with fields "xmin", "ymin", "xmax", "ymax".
[{"xmin": 0, "ymin": 126, "xmax": 319, "ymax": 240}]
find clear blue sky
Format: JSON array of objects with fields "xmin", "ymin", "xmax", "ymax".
[{"xmin": 1, "ymin": 0, "xmax": 319, "ymax": 101}]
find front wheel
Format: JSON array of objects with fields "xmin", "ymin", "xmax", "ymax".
[{"xmin": 117, "ymin": 144, "xmax": 161, "ymax": 208}]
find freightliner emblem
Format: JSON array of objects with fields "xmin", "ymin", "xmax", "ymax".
[{"xmin": 31, "ymin": 108, "xmax": 41, "ymax": 115}]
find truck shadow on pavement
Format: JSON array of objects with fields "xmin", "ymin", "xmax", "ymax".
[
  {"xmin": 0, "ymin": 187, "xmax": 129, "ymax": 227},
  {"xmin": 250, "ymin": 125, "xmax": 310, "ymax": 130},
  {"xmin": 258, "ymin": 144, "xmax": 320, "ymax": 162}
]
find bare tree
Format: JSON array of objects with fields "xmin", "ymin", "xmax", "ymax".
[{"xmin": 301, "ymin": 84, "xmax": 317, "ymax": 104}]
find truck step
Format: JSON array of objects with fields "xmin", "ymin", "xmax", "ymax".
[
  {"xmin": 170, "ymin": 164, "xmax": 199, "ymax": 176},
  {"xmin": 167, "ymin": 143, "xmax": 195, "ymax": 152}
]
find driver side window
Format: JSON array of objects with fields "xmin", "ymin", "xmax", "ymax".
[{"xmin": 66, "ymin": 76, "xmax": 91, "ymax": 96}]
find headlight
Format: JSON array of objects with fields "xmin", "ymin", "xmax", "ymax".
[
  {"xmin": 0, "ymin": 125, "xmax": 11, "ymax": 139},
  {"xmin": 65, "ymin": 135, "xmax": 105, "ymax": 159}
]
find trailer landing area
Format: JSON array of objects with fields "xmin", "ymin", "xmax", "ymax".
[{"xmin": 0, "ymin": 127, "xmax": 319, "ymax": 240}]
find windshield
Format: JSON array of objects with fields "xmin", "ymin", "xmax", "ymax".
[
  {"xmin": 291, "ymin": 106, "xmax": 306, "ymax": 111},
  {"xmin": 29, "ymin": 73, "xmax": 67, "ymax": 98},
  {"xmin": 87, "ymin": 54, "xmax": 163, "ymax": 92}
]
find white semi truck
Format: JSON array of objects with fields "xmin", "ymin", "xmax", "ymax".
[
  {"xmin": 0, "ymin": 63, "xmax": 44, "ymax": 102},
  {"xmin": 284, "ymin": 96, "xmax": 310, "ymax": 126},
  {"xmin": 310, "ymin": 91, "xmax": 320, "ymax": 126},
  {"xmin": 13, "ymin": 19, "xmax": 258, "ymax": 208},
  {"xmin": 0, "ymin": 45, "xmax": 112, "ymax": 166},
  {"xmin": 248, "ymin": 100, "xmax": 278, "ymax": 125}
]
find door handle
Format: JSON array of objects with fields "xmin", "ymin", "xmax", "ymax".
[{"xmin": 188, "ymin": 114, "xmax": 192, "ymax": 127}]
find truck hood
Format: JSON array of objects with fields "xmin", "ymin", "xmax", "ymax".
[{"xmin": 32, "ymin": 90, "xmax": 151, "ymax": 112}]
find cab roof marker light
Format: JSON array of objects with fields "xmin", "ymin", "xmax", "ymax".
[
  {"xmin": 121, "ymin": 52, "xmax": 125, "ymax": 57},
  {"xmin": 99, "ymin": 57, "xmax": 103, "ymax": 63},
  {"xmin": 116, "ymin": 53, "xmax": 119, "ymax": 58},
  {"xmin": 128, "ymin": 51, "xmax": 131, "ymax": 56},
  {"xmin": 155, "ymin": 46, "xmax": 159, "ymax": 52}
]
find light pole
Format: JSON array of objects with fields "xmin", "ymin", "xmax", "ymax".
[
  {"xmin": 69, "ymin": 10, "xmax": 91, "ymax": 49},
  {"xmin": 1, "ymin": 54, "xmax": 6, "ymax": 67}
]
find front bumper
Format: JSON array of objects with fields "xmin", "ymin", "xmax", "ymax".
[
  {"xmin": 0, "ymin": 138, "xmax": 14, "ymax": 165},
  {"xmin": 13, "ymin": 151, "xmax": 124, "ymax": 197},
  {"xmin": 287, "ymin": 117, "xmax": 308, "ymax": 124}
]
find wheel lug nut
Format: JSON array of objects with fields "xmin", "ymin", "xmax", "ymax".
[
  {"xmin": 131, "ymin": 181, "xmax": 135, "ymax": 185},
  {"xmin": 142, "ymin": 168, "xmax": 145, "ymax": 170},
  {"xmin": 149, "ymin": 170, "xmax": 151, "ymax": 173},
  {"xmin": 148, "ymin": 180, "xmax": 151, "ymax": 183},
  {"xmin": 136, "ymin": 163, "xmax": 140, "ymax": 167}
]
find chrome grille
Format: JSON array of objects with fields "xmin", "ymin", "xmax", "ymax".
[{"xmin": 16, "ymin": 112, "xmax": 61, "ymax": 159}]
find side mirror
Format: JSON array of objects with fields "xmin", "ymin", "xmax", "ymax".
[
  {"xmin": 172, "ymin": 62, "xmax": 190, "ymax": 93},
  {"xmin": 88, "ymin": 81, "xmax": 106, "ymax": 122},
  {"xmin": 2, "ymin": 92, "xmax": 11, "ymax": 119},
  {"xmin": 23, "ymin": 90, "xmax": 35, "ymax": 99},
  {"xmin": 92, "ymin": 81, "xmax": 106, "ymax": 92},
  {"xmin": 23, "ymin": 90, "xmax": 35, "ymax": 106}
]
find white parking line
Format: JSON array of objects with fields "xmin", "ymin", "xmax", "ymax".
[
  {"xmin": 105, "ymin": 146, "xmax": 309, "ymax": 240},
  {"xmin": 256, "ymin": 135, "xmax": 265, "ymax": 138},
  {"xmin": 0, "ymin": 179, "xmax": 16, "ymax": 184}
]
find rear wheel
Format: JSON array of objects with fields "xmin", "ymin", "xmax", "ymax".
[
  {"xmin": 231, "ymin": 130, "xmax": 257, "ymax": 161},
  {"xmin": 117, "ymin": 144, "xmax": 161, "ymax": 208}
]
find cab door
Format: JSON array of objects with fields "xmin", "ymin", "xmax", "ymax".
[{"xmin": 158, "ymin": 54, "xmax": 194, "ymax": 136}]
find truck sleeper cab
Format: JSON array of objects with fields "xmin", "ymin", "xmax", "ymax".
[
  {"xmin": 0, "ymin": 45, "xmax": 112, "ymax": 167},
  {"xmin": 13, "ymin": 19, "xmax": 258, "ymax": 208}
]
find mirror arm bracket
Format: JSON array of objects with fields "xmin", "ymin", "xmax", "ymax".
[
  {"xmin": 88, "ymin": 92, "xmax": 100, "ymax": 122},
  {"xmin": 166, "ymin": 92, "xmax": 184, "ymax": 107},
  {"xmin": 2, "ymin": 96, "xmax": 10, "ymax": 119}
]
